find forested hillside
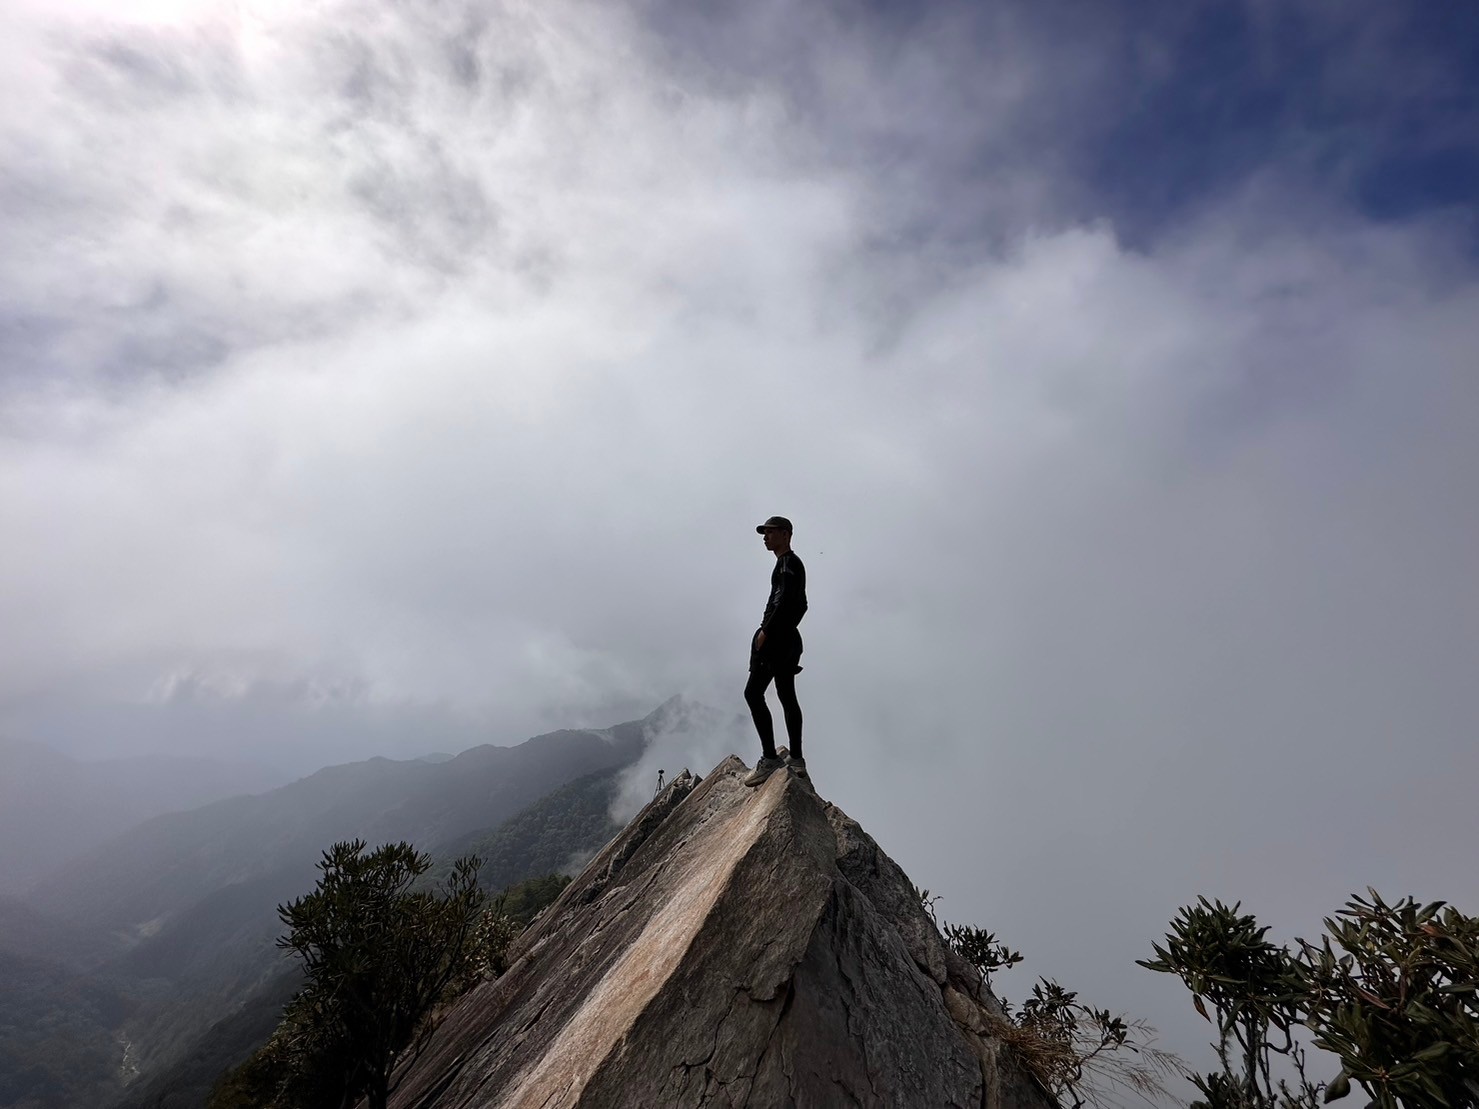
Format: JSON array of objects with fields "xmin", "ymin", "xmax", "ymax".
[
  {"xmin": 26, "ymin": 722, "xmax": 645, "ymax": 934},
  {"xmin": 430, "ymin": 768, "xmax": 624, "ymax": 894}
]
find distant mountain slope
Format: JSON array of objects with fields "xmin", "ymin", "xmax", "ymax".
[
  {"xmin": 0, "ymin": 895, "xmax": 114, "ymax": 969},
  {"xmin": 25, "ymin": 712, "xmax": 651, "ymax": 937},
  {"xmin": 26, "ymin": 756, "xmax": 439, "ymax": 939},
  {"xmin": 110, "ymin": 967, "xmax": 301, "ymax": 1109},
  {"xmin": 426, "ymin": 690, "xmax": 736, "ymax": 895},
  {"xmin": 0, "ymin": 739, "xmax": 286, "ymax": 892},
  {"xmin": 431, "ymin": 768, "xmax": 623, "ymax": 894}
]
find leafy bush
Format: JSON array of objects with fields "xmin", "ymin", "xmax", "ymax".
[
  {"xmin": 1140, "ymin": 890, "xmax": 1479, "ymax": 1109},
  {"xmin": 1139, "ymin": 897, "xmax": 1319, "ymax": 1109}
]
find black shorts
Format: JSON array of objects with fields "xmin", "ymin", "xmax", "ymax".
[{"xmin": 749, "ymin": 627, "xmax": 803, "ymax": 675}]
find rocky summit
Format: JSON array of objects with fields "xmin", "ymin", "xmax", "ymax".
[{"xmin": 387, "ymin": 756, "xmax": 1057, "ymax": 1109}]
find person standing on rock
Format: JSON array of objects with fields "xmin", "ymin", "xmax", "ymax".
[{"xmin": 744, "ymin": 516, "xmax": 808, "ymax": 786}]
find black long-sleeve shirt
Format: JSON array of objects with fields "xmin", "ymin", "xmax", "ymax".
[{"xmin": 761, "ymin": 551, "xmax": 807, "ymax": 634}]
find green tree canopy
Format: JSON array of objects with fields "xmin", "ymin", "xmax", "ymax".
[{"xmin": 222, "ymin": 839, "xmax": 487, "ymax": 1109}]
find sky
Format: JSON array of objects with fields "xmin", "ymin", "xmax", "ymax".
[{"xmin": 2, "ymin": 0, "xmax": 1477, "ymax": 1097}]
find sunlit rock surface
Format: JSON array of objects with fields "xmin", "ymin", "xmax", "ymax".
[{"xmin": 388, "ymin": 756, "xmax": 1056, "ymax": 1109}]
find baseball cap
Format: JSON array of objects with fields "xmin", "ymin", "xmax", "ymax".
[{"xmin": 755, "ymin": 516, "xmax": 793, "ymax": 534}]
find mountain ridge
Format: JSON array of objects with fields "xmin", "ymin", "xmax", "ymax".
[{"xmin": 24, "ymin": 713, "xmax": 654, "ymax": 935}]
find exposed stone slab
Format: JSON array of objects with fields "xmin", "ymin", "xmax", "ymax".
[{"xmin": 387, "ymin": 758, "xmax": 1056, "ymax": 1109}]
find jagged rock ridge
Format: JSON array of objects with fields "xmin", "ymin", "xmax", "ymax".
[{"xmin": 388, "ymin": 756, "xmax": 1057, "ymax": 1109}]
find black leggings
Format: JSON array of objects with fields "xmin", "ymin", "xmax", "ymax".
[{"xmin": 744, "ymin": 668, "xmax": 802, "ymax": 761}]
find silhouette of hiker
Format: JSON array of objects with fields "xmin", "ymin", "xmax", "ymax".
[{"xmin": 744, "ymin": 516, "xmax": 808, "ymax": 786}]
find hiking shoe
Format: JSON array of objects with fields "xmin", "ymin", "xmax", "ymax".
[
  {"xmin": 743, "ymin": 756, "xmax": 784, "ymax": 787},
  {"xmin": 786, "ymin": 755, "xmax": 809, "ymax": 781}
]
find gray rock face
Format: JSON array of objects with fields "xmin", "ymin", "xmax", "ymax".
[{"xmin": 388, "ymin": 758, "xmax": 1057, "ymax": 1109}]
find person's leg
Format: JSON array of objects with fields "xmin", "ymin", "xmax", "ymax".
[
  {"xmin": 744, "ymin": 669, "xmax": 779, "ymax": 760},
  {"xmin": 773, "ymin": 670, "xmax": 802, "ymax": 761}
]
